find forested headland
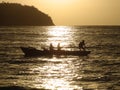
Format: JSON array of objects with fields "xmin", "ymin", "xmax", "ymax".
[{"xmin": 0, "ymin": 3, "xmax": 54, "ymax": 26}]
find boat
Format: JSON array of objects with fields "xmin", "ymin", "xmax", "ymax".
[{"xmin": 21, "ymin": 47, "xmax": 91, "ymax": 57}]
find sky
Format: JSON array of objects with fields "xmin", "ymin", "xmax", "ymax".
[{"xmin": 0, "ymin": 0, "xmax": 120, "ymax": 25}]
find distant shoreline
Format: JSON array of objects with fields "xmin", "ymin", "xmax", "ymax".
[
  {"xmin": 0, "ymin": 25, "xmax": 120, "ymax": 27},
  {"xmin": 0, "ymin": 3, "xmax": 54, "ymax": 26}
]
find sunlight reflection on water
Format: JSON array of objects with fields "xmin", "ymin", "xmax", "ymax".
[
  {"xmin": 48, "ymin": 26, "xmax": 70, "ymax": 36},
  {"xmin": 47, "ymin": 26, "xmax": 74, "ymax": 47},
  {"xmin": 30, "ymin": 57, "xmax": 83, "ymax": 90},
  {"xmin": 0, "ymin": 26, "xmax": 119, "ymax": 89},
  {"xmin": 27, "ymin": 26, "xmax": 85, "ymax": 89}
]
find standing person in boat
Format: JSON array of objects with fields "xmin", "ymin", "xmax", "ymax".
[
  {"xmin": 50, "ymin": 43, "xmax": 54, "ymax": 51},
  {"xmin": 79, "ymin": 40, "xmax": 86, "ymax": 51},
  {"xmin": 57, "ymin": 43, "xmax": 61, "ymax": 51}
]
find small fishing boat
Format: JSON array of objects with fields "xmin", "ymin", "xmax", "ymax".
[{"xmin": 21, "ymin": 47, "xmax": 91, "ymax": 57}]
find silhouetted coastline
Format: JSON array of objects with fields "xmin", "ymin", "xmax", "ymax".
[{"xmin": 0, "ymin": 2, "xmax": 54, "ymax": 26}]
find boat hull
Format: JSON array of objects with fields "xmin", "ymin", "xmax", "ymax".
[{"xmin": 21, "ymin": 47, "xmax": 91, "ymax": 57}]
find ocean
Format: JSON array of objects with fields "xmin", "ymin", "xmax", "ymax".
[{"xmin": 0, "ymin": 26, "xmax": 120, "ymax": 90}]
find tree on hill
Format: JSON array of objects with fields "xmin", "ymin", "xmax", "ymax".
[{"xmin": 0, "ymin": 2, "xmax": 54, "ymax": 26}]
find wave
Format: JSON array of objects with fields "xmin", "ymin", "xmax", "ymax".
[{"xmin": 0, "ymin": 86, "xmax": 43, "ymax": 90}]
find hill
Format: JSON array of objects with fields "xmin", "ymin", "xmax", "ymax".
[{"xmin": 0, "ymin": 3, "xmax": 54, "ymax": 26}]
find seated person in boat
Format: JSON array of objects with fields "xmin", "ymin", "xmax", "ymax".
[
  {"xmin": 79, "ymin": 40, "xmax": 86, "ymax": 51},
  {"xmin": 50, "ymin": 43, "xmax": 54, "ymax": 51},
  {"xmin": 43, "ymin": 47, "xmax": 48, "ymax": 51},
  {"xmin": 57, "ymin": 43, "xmax": 61, "ymax": 51}
]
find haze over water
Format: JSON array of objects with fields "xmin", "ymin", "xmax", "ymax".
[{"xmin": 0, "ymin": 26, "xmax": 120, "ymax": 90}]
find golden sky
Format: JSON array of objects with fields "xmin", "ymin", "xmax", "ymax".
[{"xmin": 1, "ymin": 0, "xmax": 120, "ymax": 25}]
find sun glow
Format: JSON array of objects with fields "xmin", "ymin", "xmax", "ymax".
[{"xmin": 41, "ymin": 0, "xmax": 74, "ymax": 5}]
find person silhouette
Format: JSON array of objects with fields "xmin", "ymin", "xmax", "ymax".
[
  {"xmin": 50, "ymin": 43, "xmax": 54, "ymax": 51},
  {"xmin": 79, "ymin": 40, "xmax": 86, "ymax": 51},
  {"xmin": 57, "ymin": 43, "xmax": 61, "ymax": 51}
]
